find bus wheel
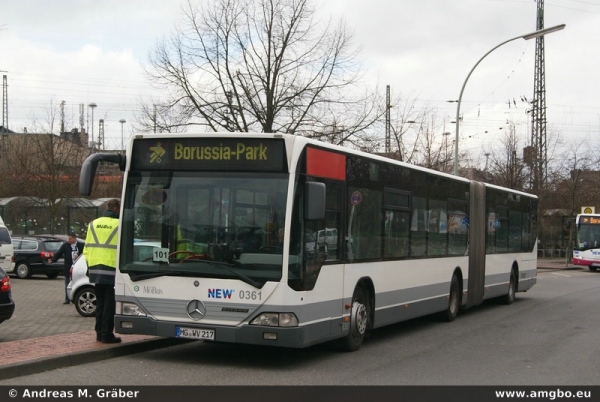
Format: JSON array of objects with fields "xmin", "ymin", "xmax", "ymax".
[
  {"xmin": 340, "ymin": 287, "xmax": 368, "ymax": 352},
  {"xmin": 589, "ymin": 266, "xmax": 597, "ymax": 272},
  {"xmin": 441, "ymin": 275, "xmax": 460, "ymax": 322},
  {"xmin": 503, "ymin": 271, "xmax": 516, "ymax": 305}
]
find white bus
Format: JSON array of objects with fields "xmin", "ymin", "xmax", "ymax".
[
  {"xmin": 79, "ymin": 133, "xmax": 538, "ymax": 351},
  {"xmin": 572, "ymin": 214, "xmax": 600, "ymax": 271}
]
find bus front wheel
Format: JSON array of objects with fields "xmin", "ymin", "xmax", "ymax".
[{"xmin": 339, "ymin": 286, "xmax": 368, "ymax": 352}]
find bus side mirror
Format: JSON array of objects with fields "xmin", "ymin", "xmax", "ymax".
[
  {"xmin": 305, "ymin": 182, "xmax": 325, "ymax": 221},
  {"xmin": 79, "ymin": 153, "xmax": 126, "ymax": 196}
]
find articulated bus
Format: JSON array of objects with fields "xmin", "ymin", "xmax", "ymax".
[
  {"xmin": 79, "ymin": 133, "xmax": 538, "ymax": 351},
  {"xmin": 572, "ymin": 214, "xmax": 600, "ymax": 271}
]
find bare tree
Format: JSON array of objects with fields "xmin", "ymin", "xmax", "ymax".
[
  {"xmin": 486, "ymin": 124, "xmax": 527, "ymax": 190},
  {"xmin": 135, "ymin": 99, "xmax": 190, "ymax": 134},
  {"xmin": 0, "ymin": 98, "xmax": 98, "ymax": 232},
  {"xmin": 548, "ymin": 143, "xmax": 597, "ymax": 215},
  {"xmin": 142, "ymin": 0, "xmax": 383, "ymax": 139},
  {"xmin": 0, "ymin": 132, "xmax": 90, "ymax": 232}
]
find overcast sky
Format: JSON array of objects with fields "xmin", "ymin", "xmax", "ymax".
[{"xmin": 1, "ymin": 0, "xmax": 597, "ymax": 166}]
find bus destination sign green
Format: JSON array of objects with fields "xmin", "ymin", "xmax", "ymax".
[{"xmin": 131, "ymin": 138, "xmax": 286, "ymax": 172}]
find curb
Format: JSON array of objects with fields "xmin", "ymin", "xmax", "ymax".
[
  {"xmin": 0, "ymin": 337, "xmax": 184, "ymax": 381},
  {"xmin": 537, "ymin": 265, "xmax": 581, "ymax": 270}
]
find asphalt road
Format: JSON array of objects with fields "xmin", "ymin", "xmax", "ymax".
[
  {"xmin": 1, "ymin": 268, "xmax": 599, "ymax": 386},
  {"xmin": 0, "ymin": 275, "xmax": 93, "ymax": 342}
]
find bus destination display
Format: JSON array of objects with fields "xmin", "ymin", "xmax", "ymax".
[
  {"xmin": 580, "ymin": 215, "xmax": 600, "ymax": 225},
  {"xmin": 131, "ymin": 138, "xmax": 286, "ymax": 172}
]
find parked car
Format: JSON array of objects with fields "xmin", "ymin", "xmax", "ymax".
[
  {"xmin": 37, "ymin": 234, "xmax": 86, "ymax": 244},
  {"xmin": 68, "ymin": 241, "xmax": 161, "ymax": 317},
  {"xmin": 0, "ymin": 217, "xmax": 14, "ymax": 274},
  {"xmin": 11, "ymin": 236, "xmax": 65, "ymax": 279},
  {"xmin": 315, "ymin": 228, "xmax": 338, "ymax": 258},
  {"xmin": 0, "ymin": 266, "xmax": 15, "ymax": 324},
  {"xmin": 68, "ymin": 255, "xmax": 95, "ymax": 317}
]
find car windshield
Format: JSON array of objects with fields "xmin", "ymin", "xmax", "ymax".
[
  {"xmin": 44, "ymin": 241, "xmax": 63, "ymax": 252},
  {"xmin": 0, "ymin": 228, "xmax": 11, "ymax": 245},
  {"xmin": 119, "ymin": 171, "xmax": 289, "ymax": 287}
]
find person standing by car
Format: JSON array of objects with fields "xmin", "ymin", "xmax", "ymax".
[
  {"xmin": 84, "ymin": 199, "xmax": 121, "ymax": 344},
  {"xmin": 49, "ymin": 232, "xmax": 84, "ymax": 304}
]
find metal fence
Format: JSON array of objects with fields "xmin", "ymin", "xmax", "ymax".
[{"xmin": 538, "ymin": 249, "xmax": 569, "ymax": 258}]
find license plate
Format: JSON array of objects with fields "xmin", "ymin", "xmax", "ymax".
[{"xmin": 176, "ymin": 327, "xmax": 215, "ymax": 340}]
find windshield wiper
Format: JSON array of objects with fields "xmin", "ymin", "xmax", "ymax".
[
  {"xmin": 128, "ymin": 270, "xmax": 196, "ymax": 282},
  {"xmin": 127, "ymin": 262, "xmax": 264, "ymax": 288},
  {"xmin": 203, "ymin": 260, "xmax": 264, "ymax": 289},
  {"xmin": 222, "ymin": 266, "xmax": 263, "ymax": 289}
]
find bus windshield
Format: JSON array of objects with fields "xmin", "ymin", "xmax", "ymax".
[
  {"xmin": 576, "ymin": 222, "xmax": 600, "ymax": 250},
  {"xmin": 119, "ymin": 171, "xmax": 288, "ymax": 287}
]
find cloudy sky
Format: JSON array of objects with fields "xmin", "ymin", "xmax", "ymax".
[{"xmin": 1, "ymin": 0, "xmax": 597, "ymax": 165}]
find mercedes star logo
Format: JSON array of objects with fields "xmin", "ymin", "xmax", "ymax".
[{"xmin": 186, "ymin": 299, "xmax": 207, "ymax": 321}]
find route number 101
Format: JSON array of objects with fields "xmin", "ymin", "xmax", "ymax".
[{"xmin": 153, "ymin": 248, "xmax": 169, "ymax": 262}]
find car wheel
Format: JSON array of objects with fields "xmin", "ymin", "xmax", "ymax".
[
  {"xmin": 16, "ymin": 262, "xmax": 32, "ymax": 279},
  {"xmin": 46, "ymin": 272, "xmax": 59, "ymax": 279},
  {"xmin": 74, "ymin": 287, "xmax": 97, "ymax": 317}
]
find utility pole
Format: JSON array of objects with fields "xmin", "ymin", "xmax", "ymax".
[
  {"xmin": 60, "ymin": 100, "xmax": 66, "ymax": 134},
  {"xmin": 2, "ymin": 74, "xmax": 7, "ymax": 130},
  {"xmin": 98, "ymin": 119, "xmax": 105, "ymax": 151},
  {"xmin": 385, "ymin": 85, "xmax": 390, "ymax": 155},
  {"xmin": 531, "ymin": 0, "xmax": 548, "ymax": 192}
]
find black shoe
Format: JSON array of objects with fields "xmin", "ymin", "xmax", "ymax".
[
  {"xmin": 101, "ymin": 336, "xmax": 122, "ymax": 344},
  {"xmin": 63, "ymin": 300, "xmax": 70, "ymax": 304}
]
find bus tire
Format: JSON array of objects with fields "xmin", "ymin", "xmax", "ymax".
[
  {"xmin": 339, "ymin": 286, "xmax": 369, "ymax": 352},
  {"xmin": 589, "ymin": 266, "xmax": 597, "ymax": 272},
  {"xmin": 441, "ymin": 274, "xmax": 460, "ymax": 322},
  {"xmin": 504, "ymin": 271, "xmax": 516, "ymax": 305}
]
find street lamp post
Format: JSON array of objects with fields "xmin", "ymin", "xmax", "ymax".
[
  {"xmin": 119, "ymin": 119, "xmax": 126, "ymax": 153},
  {"xmin": 453, "ymin": 24, "xmax": 565, "ymax": 176},
  {"xmin": 88, "ymin": 103, "xmax": 97, "ymax": 152}
]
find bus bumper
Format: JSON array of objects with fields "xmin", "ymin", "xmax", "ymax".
[{"xmin": 115, "ymin": 315, "xmax": 309, "ymax": 348}]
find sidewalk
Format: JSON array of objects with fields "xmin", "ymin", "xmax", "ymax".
[
  {"xmin": 0, "ymin": 259, "xmax": 582, "ymax": 381},
  {"xmin": 537, "ymin": 258, "xmax": 581, "ymax": 270},
  {"xmin": 0, "ymin": 277, "xmax": 185, "ymax": 381},
  {"xmin": 0, "ymin": 331, "xmax": 182, "ymax": 380}
]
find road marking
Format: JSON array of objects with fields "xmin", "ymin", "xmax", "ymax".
[{"xmin": 550, "ymin": 272, "xmax": 571, "ymax": 277}]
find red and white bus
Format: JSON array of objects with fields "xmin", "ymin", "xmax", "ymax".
[{"xmin": 572, "ymin": 214, "xmax": 600, "ymax": 271}]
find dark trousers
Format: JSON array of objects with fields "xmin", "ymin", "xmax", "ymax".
[
  {"xmin": 64, "ymin": 275, "xmax": 70, "ymax": 302},
  {"xmin": 95, "ymin": 284, "xmax": 116, "ymax": 341}
]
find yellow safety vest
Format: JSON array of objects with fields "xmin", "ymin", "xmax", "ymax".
[
  {"xmin": 175, "ymin": 224, "xmax": 207, "ymax": 256},
  {"xmin": 84, "ymin": 217, "xmax": 119, "ymax": 282}
]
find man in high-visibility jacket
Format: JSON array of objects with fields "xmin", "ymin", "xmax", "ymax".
[{"xmin": 84, "ymin": 199, "xmax": 121, "ymax": 344}]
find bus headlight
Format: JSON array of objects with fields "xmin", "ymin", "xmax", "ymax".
[
  {"xmin": 250, "ymin": 312, "xmax": 298, "ymax": 327},
  {"xmin": 117, "ymin": 301, "xmax": 146, "ymax": 317}
]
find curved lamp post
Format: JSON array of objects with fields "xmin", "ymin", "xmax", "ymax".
[
  {"xmin": 453, "ymin": 24, "xmax": 565, "ymax": 176},
  {"xmin": 119, "ymin": 119, "xmax": 126, "ymax": 153},
  {"xmin": 88, "ymin": 102, "xmax": 97, "ymax": 152}
]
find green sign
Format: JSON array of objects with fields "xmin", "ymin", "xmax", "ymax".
[{"xmin": 131, "ymin": 138, "xmax": 286, "ymax": 172}]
